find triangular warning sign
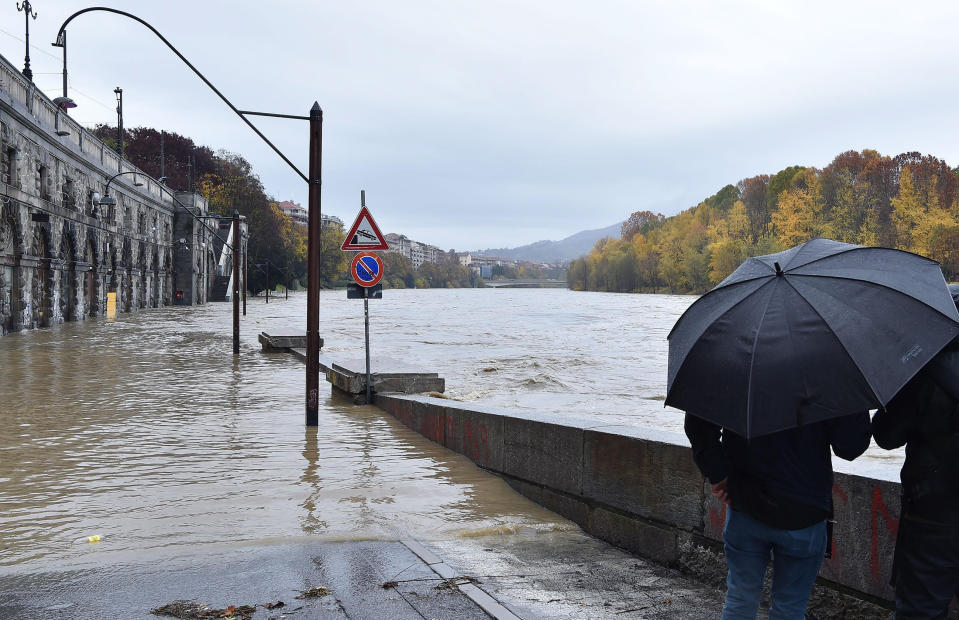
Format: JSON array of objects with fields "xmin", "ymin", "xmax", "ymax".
[{"xmin": 341, "ymin": 206, "xmax": 390, "ymax": 251}]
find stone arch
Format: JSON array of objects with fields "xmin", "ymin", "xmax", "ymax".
[
  {"xmin": 163, "ymin": 249, "xmax": 172, "ymax": 306},
  {"xmin": 0, "ymin": 203, "xmax": 23, "ymax": 333},
  {"xmin": 85, "ymin": 233, "xmax": 98, "ymax": 317},
  {"xmin": 32, "ymin": 223, "xmax": 52, "ymax": 327},
  {"xmin": 121, "ymin": 237, "xmax": 133, "ymax": 312},
  {"xmin": 152, "ymin": 246, "xmax": 160, "ymax": 308},
  {"xmin": 58, "ymin": 226, "xmax": 77, "ymax": 322},
  {"xmin": 138, "ymin": 241, "xmax": 147, "ymax": 309}
]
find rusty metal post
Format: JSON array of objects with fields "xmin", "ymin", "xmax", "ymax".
[
  {"xmin": 306, "ymin": 102, "xmax": 322, "ymax": 426},
  {"xmin": 232, "ymin": 209, "xmax": 240, "ymax": 355},
  {"xmin": 242, "ymin": 245, "xmax": 247, "ymax": 316}
]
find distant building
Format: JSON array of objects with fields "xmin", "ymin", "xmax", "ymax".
[
  {"xmin": 276, "ymin": 200, "xmax": 342, "ymax": 229},
  {"xmin": 322, "ymin": 214, "xmax": 343, "ymax": 229},
  {"xmin": 383, "ymin": 233, "xmax": 446, "ymax": 269},
  {"xmin": 277, "ymin": 200, "xmax": 308, "ymax": 226},
  {"xmin": 456, "ymin": 252, "xmax": 516, "ymax": 278}
]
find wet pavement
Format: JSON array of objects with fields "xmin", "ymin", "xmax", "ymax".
[{"xmin": 0, "ymin": 531, "xmax": 726, "ymax": 619}]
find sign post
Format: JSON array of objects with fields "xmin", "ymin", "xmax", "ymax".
[{"xmin": 343, "ymin": 192, "xmax": 388, "ymax": 404}]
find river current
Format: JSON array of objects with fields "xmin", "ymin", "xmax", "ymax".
[{"xmin": 0, "ymin": 288, "xmax": 901, "ymax": 573}]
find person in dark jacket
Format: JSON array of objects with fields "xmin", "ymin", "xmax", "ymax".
[
  {"xmin": 685, "ymin": 412, "xmax": 870, "ymax": 619},
  {"xmin": 873, "ymin": 289, "xmax": 959, "ymax": 618}
]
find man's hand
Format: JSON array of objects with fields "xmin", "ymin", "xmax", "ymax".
[{"xmin": 711, "ymin": 478, "xmax": 731, "ymax": 506}]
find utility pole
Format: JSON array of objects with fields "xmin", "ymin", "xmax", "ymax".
[
  {"xmin": 17, "ymin": 1, "xmax": 37, "ymax": 81},
  {"xmin": 306, "ymin": 102, "xmax": 322, "ymax": 426}
]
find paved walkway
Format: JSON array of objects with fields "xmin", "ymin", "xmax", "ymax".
[{"xmin": 0, "ymin": 531, "xmax": 726, "ymax": 619}]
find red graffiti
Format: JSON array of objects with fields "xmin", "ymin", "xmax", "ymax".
[
  {"xmin": 871, "ymin": 486, "xmax": 899, "ymax": 581},
  {"xmin": 826, "ymin": 483, "xmax": 849, "ymax": 571},
  {"xmin": 462, "ymin": 420, "xmax": 490, "ymax": 465},
  {"xmin": 423, "ymin": 410, "xmax": 443, "ymax": 443},
  {"xmin": 833, "ymin": 482, "xmax": 848, "ymax": 504},
  {"xmin": 445, "ymin": 414, "xmax": 455, "ymax": 446}
]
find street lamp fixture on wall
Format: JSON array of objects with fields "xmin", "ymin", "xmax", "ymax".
[
  {"xmin": 52, "ymin": 97, "xmax": 73, "ymax": 137},
  {"xmin": 98, "ymin": 170, "xmax": 145, "ymax": 210}
]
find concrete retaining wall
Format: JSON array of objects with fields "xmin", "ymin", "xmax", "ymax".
[{"xmin": 375, "ymin": 393, "xmax": 900, "ymax": 611}]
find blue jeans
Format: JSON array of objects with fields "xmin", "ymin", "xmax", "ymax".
[{"xmin": 722, "ymin": 508, "xmax": 827, "ymax": 620}]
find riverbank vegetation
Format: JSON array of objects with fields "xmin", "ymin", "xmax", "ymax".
[
  {"xmin": 568, "ymin": 150, "xmax": 959, "ymax": 293},
  {"xmin": 96, "ymin": 126, "xmax": 503, "ymax": 290},
  {"xmin": 92, "ymin": 125, "xmax": 339, "ymax": 293}
]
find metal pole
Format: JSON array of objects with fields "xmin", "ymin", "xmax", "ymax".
[
  {"xmin": 232, "ymin": 209, "xmax": 240, "ymax": 355},
  {"xmin": 364, "ymin": 291, "xmax": 371, "ymax": 405},
  {"xmin": 60, "ymin": 30, "xmax": 67, "ymax": 100},
  {"xmin": 266, "ymin": 261, "xmax": 270, "ymax": 304},
  {"xmin": 306, "ymin": 102, "xmax": 323, "ymax": 426},
  {"xmin": 114, "ymin": 87, "xmax": 123, "ymax": 159},
  {"xmin": 242, "ymin": 247, "xmax": 247, "ymax": 316}
]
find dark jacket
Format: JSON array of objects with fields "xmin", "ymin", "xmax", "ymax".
[
  {"xmin": 873, "ymin": 345, "xmax": 959, "ymax": 519},
  {"xmin": 685, "ymin": 412, "xmax": 871, "ymax": 530}
]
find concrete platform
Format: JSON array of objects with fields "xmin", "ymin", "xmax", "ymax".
[{"xmin": 284, "ymin": 351, "xmax": 446, "ymax": 401}]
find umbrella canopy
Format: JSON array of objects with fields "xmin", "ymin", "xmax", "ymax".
[{"xmin": 666, "ymin": 238, "xmax": 959, "ymax": 438}]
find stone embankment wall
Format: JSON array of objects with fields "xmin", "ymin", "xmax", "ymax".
[
  {"xmin": 375, "ymin": 393, "xmax": 899, "ymax": 612},
  {"xmin": 0, "ymin": 51, "xmax": 227, "ymax": 335}
]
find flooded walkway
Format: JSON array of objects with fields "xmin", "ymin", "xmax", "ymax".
[
  {"xmin": 0, "ymin": 296, "xmax": 728, "ymax": 618},
  {"xmin": 0, "ymin": 298, "xmax": 569, "ymax": 571}
]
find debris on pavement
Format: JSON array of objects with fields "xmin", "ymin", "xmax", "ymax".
[
  {"xmin": 295, "ymin": 586, "xmax": 332, "ymax": 599},
  {"xmin": 150, "ymin": 600, "xmax": 255, "ymax": 619}
]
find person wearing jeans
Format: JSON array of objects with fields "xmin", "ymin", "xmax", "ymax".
[{"xmin": 685, "ymin": 412, "xmax": 870, "ymax": 619}]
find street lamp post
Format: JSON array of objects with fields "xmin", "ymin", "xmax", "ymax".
[
  {"xmin": 53, "ymin": 7, "xmax": 321, "ymax": 424},
  {"xmin": 17, "ymin": 1, "xmax": 36, "ymax": 81}
]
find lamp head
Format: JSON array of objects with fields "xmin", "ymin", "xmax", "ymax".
[
  {"xmin": 52, "ymin": 96, "xmax": 76, "ymax": 110},
  {"xmin": 98, "ymin": 194, "xmax": 116, "ymax": 207}
]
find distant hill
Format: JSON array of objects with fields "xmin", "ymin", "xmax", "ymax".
[{"xmin": 473, "ymin": 222, "xmax": 623, "ymax": 263}]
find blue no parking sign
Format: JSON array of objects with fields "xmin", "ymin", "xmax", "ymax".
[{"xmin": 350, "ymin": 252, "xmax": 383, "ymax": 287}]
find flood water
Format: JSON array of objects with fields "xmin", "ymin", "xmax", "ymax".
[{"xmin": 0, "ymin": 288, "xmax": 901, "ymax": 573}]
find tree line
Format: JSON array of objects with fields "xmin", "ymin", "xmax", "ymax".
[{"xmin": 568, "ymin": 149, "xmax": 959, "ymax": 294}]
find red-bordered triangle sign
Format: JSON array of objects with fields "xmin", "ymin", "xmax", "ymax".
[{"xmin": 341, "ymin": 206, "xmax": 390, "ymax": 251}]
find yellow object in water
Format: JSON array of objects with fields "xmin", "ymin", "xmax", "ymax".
[
  {"xmin": 86, "ymin": 535, "xmax": 101, "ymax": 543},
  {"xmin": 106, "ymin": 292, "xmax": 117, "ymax": 320}
]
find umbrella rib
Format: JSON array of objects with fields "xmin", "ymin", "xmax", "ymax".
[
  {"xmin": 780, "ymin": 275, "xmax": 885, "ymax": 406},
  {"xmin": 744, "ymin": 279, "xmax": 780, "ymax": 437}
]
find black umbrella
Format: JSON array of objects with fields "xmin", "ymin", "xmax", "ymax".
[{"xmin": 666, "ymin": 238, "xmax": 959, "ymax": 438}]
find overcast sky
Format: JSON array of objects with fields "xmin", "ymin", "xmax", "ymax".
[{"xmin": 3, "ymin": 1, "xmax": 959, "ymax": 250}]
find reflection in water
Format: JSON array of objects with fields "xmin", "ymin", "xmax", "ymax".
[{"xmin": 300, "ymin": 427, "xmax": 328, "ymax": 534}]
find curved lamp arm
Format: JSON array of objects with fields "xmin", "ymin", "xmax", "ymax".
[
  {"xmin": 99, "ymin": 170, "xmax": 142, "ymax": 205},
  {"xmin": 53, "ymin": 7, "xmax": 308, "ymax": 183}
]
